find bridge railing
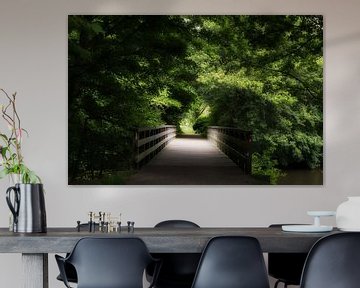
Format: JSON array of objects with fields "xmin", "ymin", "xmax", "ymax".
[
  {"xmin": 134, "ymin": 125, "xmax": 176, "ymax": 167},
  {"xmin": 207, "ymin": 126, "xmax": 252, "ymax": 174}
]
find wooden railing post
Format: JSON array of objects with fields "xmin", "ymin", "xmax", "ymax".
[
  {"xmin": 134, "ymin": 129, "xmax": 139, "ymax": 169},
  {"xmin": 208, "ymin": 126, "xmax": 252, "ymax": 174},
  {"xmin": 134, "ymin": 125, "xmax": 176, "ymax": 168}
]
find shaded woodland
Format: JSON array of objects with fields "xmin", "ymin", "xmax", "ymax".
[{"xmin": 68, "ymin": 15, "xmax": 323, "ymax": 184}]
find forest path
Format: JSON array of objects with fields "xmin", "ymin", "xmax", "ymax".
[{"xmin": 127, "ymin": 136, "xmax": 263, "ymax": 185}]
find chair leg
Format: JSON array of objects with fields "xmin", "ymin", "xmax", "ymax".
[{"xmin": 274, "ymin": 280, "xmax": 289, "ymax": 288}]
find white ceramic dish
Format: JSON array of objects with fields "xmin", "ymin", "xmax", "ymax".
[{"xmin": 282, "ymin": 225, "xmax": 333, "ymax": 232}]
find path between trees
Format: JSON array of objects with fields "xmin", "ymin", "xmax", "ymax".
[{"xmin": 127, "ymin": 136, "xmax": 263, "ymax": 185}]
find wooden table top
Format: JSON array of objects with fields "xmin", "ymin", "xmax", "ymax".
[{"xmin": 0, "ymin": 227, "xmax": 340, "ymax": 253}]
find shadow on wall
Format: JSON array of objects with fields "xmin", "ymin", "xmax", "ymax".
[
  {"xmin": 92, "ymin": 0, "xmax": 179, "ymax": 14},
  {"xmin": 327, "ymin": 31, "xmax": 360, "ymax": 46}
]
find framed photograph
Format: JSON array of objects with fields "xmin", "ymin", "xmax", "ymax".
[{"xmin": 68, "ymin": 15, "xmax": 323, "ymax": 185}]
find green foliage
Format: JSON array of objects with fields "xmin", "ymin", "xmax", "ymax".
[
  {"xmin": 179, "ymin": 95, "xmax": 209, "ymax": 134},
  {"xmin": 193, "ymin": 116, "xmax": 210, "ymax": 135},
  {"xmin": 252, "ymin": 152, "xmax": 285, "ymax": 185},
  {"xmin": 68, "ymin": 15, "xmax": 323, "ymax": 184},
  {"xmin": 189, "ymin": 15, "xmax": 323, "ymax": 182},
  {"xmin": 68, "ymin": 16, "xmax": 200, "ymax": 182}
]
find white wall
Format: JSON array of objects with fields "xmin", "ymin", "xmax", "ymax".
[{"xmin": 0, "ymin": 0, "xmax": 360, "ymax": 287}]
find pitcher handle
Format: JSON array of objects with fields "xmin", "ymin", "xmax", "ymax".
[{"xmin": 6, "ymin": 186, "xmax": 20, "ymax": 224}]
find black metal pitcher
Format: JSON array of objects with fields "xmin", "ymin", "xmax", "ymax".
[{"xmin": 6, "ymin": 183, "xmax": 47, "ymax": 233}]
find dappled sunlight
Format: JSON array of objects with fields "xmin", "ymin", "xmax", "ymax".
[{"xmin": 179, "ymin": 102, "xmax": 211, "ymax": 135}]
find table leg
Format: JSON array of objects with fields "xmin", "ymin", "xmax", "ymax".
[{"xmin": 22, "ymin": 253, "xmax": 48, "ymax": 288}]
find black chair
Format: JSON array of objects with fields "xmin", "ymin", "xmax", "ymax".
[
  {"xmin": 56, "ymin": 262, "xmax": 77, "ymax": 284},
  {"xmin": 55, "ymin": 237, "xmax": 160, "ymax": 288},
  {"xmin": 148, "ymin": 220, "xmax": 201, "ymax": 288},
  {"xmin": 191, "ymin": 236, "xmax": 270, "ymax": 288},
  {"xmin": 300, "ymin": 232, "xmax": 360, "ymax": 288},
  {"xmin": 268, "ymin": 224, "xmax": 308, "ymax": 288},
  {"xmin": 56, "ymin": 223, "xmax": 99, "ymax": 284}
]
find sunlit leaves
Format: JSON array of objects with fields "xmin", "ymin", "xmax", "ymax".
[{"xmin": 150, "ymin": 88, "xmax": 182, "ymax": 109}]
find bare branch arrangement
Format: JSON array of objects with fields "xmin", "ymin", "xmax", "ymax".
[{"xmin": 0, "ymin": 88, "xmax": 40, "ymax": 183}]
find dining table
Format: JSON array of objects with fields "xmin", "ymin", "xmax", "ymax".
[{"xmin": 0, "ymin": 226, "xmax": 340, "ymax": 288}]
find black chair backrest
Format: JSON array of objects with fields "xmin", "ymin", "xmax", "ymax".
[
  {"xmin": 151, "ymin": 220, "xmax": 201, "ymax": 287},
  {"xmin": 191, "ymin": 236, "xmax": 270, "ymax": 288},
  {"xmin": 268, "ymin": 224, "xmax": 308, "ymax": 285},
  {"xmin": 155, "ymin": 220, "xmax": 200, "ymax": 228},
  {"xmin": 63, "ymin": 237, "xmax": 154, "ymax": 288},
  {"xmin": 56, "ymin": 223, "xmax": 100, "ymax": 284},
  {"xmin": 300, "ymin": 232, "xmax": 360, "ymax": 288}
]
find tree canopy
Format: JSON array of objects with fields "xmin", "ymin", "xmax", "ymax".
[{"xmin": 68, "ymin": 15, "xmax": 323, "ymax": 184}]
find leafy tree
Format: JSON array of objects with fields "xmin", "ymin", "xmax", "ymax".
[
  {"xmin": 188, "ymin": 15, "xmax": 323, "ymax": 182},
  {"xmin": 68, "ymin": 16, "xmax": 199, "ymax": 183}
]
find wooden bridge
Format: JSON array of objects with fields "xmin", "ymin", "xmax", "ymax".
[{"xmin": 127, "ymin": 125, "xmax": 263, "ymax": 185}]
